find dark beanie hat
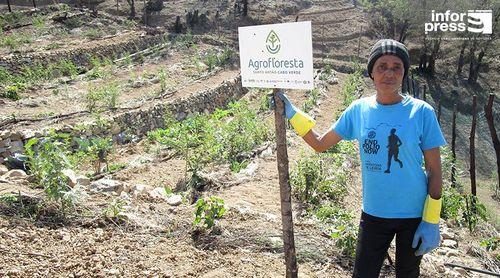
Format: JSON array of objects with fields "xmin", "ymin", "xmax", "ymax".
[{"xmin": 367, "ymin": 39, "xmax": 410, "ymax": 79}]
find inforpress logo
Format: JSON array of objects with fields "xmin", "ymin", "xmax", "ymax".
[
  {"xmin": 266, "ymin": 30, "xmax": 281, "ymax": 54},
  {"xmin": 425, "ymin": 10, "xmax": 493, "ymax": 34},
  {"xmin": 467, "ymin": 10, "xmax": 493, "ymax": 34}
]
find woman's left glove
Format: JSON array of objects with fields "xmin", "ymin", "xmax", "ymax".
[{"xmin": 412, "ymin": 195, "xmax": 442, "ymax": 256}]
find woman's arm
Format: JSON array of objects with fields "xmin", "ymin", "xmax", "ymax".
[
  {"xmin": 302, "ymin": 129, "xmax": 343, "ymax": 153},
  {"xmin": 423, "ymin": 147, "xmax": 443, "ymax": 199}
]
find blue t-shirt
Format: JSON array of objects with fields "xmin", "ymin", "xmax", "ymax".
[{"xmin": 332, "ymin": 95, "xmax": 446, "ymax": 218}]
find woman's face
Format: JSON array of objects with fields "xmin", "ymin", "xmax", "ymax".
[{"xmin": 372, "ymin": 54, "xmax": 405, "ymax": 95}]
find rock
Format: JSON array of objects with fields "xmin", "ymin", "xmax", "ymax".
[
  {"xmin": 76, "ymin": 176, "xmax": 91, "ymax": 186},
  {"xmin": 446, "ymin": 249, "xmax": 459, "ymax": 257},
  {"xmin": 2, "ymin": 169, "xmax": 27, "ymax": 180},
  {"xmin": 0, "ymin": 138, "xmax": 10, "ymax": 147},
  {"xmin": 149, "ymin": 187, "xmax": 168, "ymax": 200},
  {"xmin": 259, "ymin": 146, "xmax": 273, "ymax": 158},
  {"xmin": 261, "ymin": 213, "xmax": 278, "ymax": 223},
  {"xmin": 239, "ymin": 161, "xmax": 258, "ymax": 176},
  {"xmin": 110, "ymin": 124, "xmax": 121, "ymax": 135},
  {"xmin": 8, "ymin": 140, "xmax": 24, "ymax": 154},
  {"xmin": 131, "ymin": 184, "xmax": 146, "ymax": 198},
  {"xmin": 454, "ymin": 267, "xmax": 468, "ymax": 276},
  {"xmin": 442, "ymin": 239, "xmax": 458, "ymax": 249},
  {"xmin": 90, "ymin": 179, "xmax": 124, "ymax": 193},
  {"xmin": 0, "ymin": 164, "xmax": 8, "ymax": 175},
  {"xmin": 0, "ymin": 130, "xmax": 11, "ymax": 139},
  {"xmin": 62, "ymin": 169, "xmax": 78, "ymax": 188},
  {"xmin": 10, "ymin": 132, "xmax": 22, "ymax": 141},
  {"xmin": 442, "ymin": 229, "xmax": 456, "ymax": 240},
  {"xmin": 328, "ymin": 77, "xmax": 339, "ymax": 85},
  {"xmin": 166, "ymin": 194, "xmax": 182, "ymax": 206}
]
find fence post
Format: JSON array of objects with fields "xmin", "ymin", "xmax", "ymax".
[
  {"xmin": 469, "ymin": 96, "xmax": 477, "ymax": 200},
  {"xmin": 451, "ymin": 104, "xmax": 457, "ymax": 187}
]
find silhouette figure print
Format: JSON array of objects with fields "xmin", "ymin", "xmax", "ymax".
[{"xmin": 384, "ymin": 128, "xmax": 403, "ymax": 173}]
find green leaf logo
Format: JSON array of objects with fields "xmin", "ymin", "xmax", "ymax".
[{"xmin": 266, "ymin": 30, "xmax": 281, "ymax": 54}]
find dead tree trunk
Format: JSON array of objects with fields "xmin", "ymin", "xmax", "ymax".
[
  {"xmin": 451, "ymin": 104, "xmax": 457, "ymax": 187},
  {"xmin": 423, "ymin": 84, "xmax": 427, "ymax": 102},
  {"xmin": 456, "ymin": 40, "xmax": 468, "ymax": 76},
  {"xmin": 469, "ymin": 95, "xmax": 477, "ymax": 198},
  {"xmin": 467, "ymin": 40, "xmax": 478, "ymax": 83},
  {"xmin": 7, "ymin": 0, "xmax": 12, "ymax": 12},
  {"xmin": 484, "ymin": 93, "xmax": 500, "ymax": 194},
  {"xmin": 32, "ymin": 0, "xmax": 36, "ymax": 8},
  {"xmin": 437, "ymin": 92, "xmax": 442, "ymax": 124},
  {"xmin": 273, "ymin": 89, "xmax": 298, "ymax": 278}
]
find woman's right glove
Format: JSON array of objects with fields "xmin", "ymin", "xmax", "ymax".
[{"xmin": 271, "ymin": 91, "xmax": 316, "ymax": 137}]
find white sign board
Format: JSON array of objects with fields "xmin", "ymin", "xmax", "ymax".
[{"xmin": 238, "ymin": 21, "xmax": 313, "ymax": 90}]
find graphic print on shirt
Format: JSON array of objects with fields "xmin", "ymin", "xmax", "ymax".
[
  {"xmin": 362, "ymin": 123, "xmax": 403, "ymax": 173},
  {"xmin": 384, "ymin": 128, "xmax": 403, "ymax": 173}
]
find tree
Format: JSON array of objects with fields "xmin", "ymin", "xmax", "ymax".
[
  {"xmin": 467, "ymin": 9, "xmax": 499, "ymax": 84},
  {"xmin": 126, "ymin": 0, "xmax": 136, "ymax": 18},
  {"xmin": 242, "ymin": 0, "xmax": 248, "ymax": 17}
]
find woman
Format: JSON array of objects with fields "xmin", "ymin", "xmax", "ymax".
[{"xmin": 278, "ymin": 39, "xmax": 446, "ymax": 277}]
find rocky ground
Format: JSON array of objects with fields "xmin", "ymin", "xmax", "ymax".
[{"xmin": 1, "ymin": 0, "xmax": 499, "ymax": 277}]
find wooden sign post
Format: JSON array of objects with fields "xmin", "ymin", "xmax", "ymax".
[
  {"xmin": 238, "ymin": 22, "xmax": 313, "ymax": 277},
  {"xmin": 273, "ymin": 88, "xmax": 298, "ymax": 277}
]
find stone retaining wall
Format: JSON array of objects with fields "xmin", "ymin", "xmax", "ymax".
[
  {"xmin": 0, "ymin": 75, "xmax": 246, "ymax": 160},
  {"xmin": 0, "ymin": 33, "xmax": 168, "ymax": 73}
]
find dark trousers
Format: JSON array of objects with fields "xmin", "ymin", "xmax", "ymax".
[{"xmin": 352, "ymin": 212, "xmax": 423, "ymax": 278}]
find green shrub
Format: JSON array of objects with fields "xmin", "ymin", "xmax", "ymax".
[
  {"xmin": 148, "ymin": 101, "xmax": 273, "ymax": 188},
  {"xmin": 193, "ymin": 196, "xmax": 226, "ymax": 229},
  {"xmin": 290, "ymin": 152, "xmax": 348, "ymax": 207},
  {"xmin": 302, "ymin": 88, "xmax": 320, "ymax": 112},
  {"xmin": 341, "ymin": 67, "xmax": 363, "ymax": 107},
  {"xmin": 64, "ymin": 17, "xmax": 83, "ymax": 29},
  {"xmin": 0, "ymin": 11, "xmax": 26, "ymax": 29},
  {"xmin": 85, "ymin": 83, "xmax": 119, "ymax": 112}
]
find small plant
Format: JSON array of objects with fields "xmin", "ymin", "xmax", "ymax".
[
  {"xmin": 44, "ymin": 42, "xmax": 62, "ymax": 50},
  {"xmin": 463, "ymin": 194, "xmax": 488, "ymax": 232},
  {"xmin": 1, "ymin": 85, "xmax": 21, "ymax": 100},
  {"xmin": 84, "ymin": 28, "xmax": 103, "ymax": 40},
  {"xmin": 193, "ymin": 196, "xmax": 226, "ymax": 229},
  {"xmin": 103, "ymin": 198, "xmax": 126, "ymax": 220},
  {"xmin": 157, "ymin": 68, "xmax": 169, "ymax": 92},
  {"xmin": 74, "ymin": 136, "xmax": 113, "ymax": 174},
  {"xmin": 320, "ymin": 64, "xmax": 333, "ymax": 80},
  {"xmin": 302, "ymin": 88, "xmax": 320, "ymax": 112},
  {"xmin": 480, "ymin": 237, "xmax": 498, "ymax": 252},
  {"xmin": 32, "ymin": 15, "xmax": 45, "ymax": 29},
  {"xmin": 24, "ymin": 132, "xmax": 75, "ymax": 210},
  {"xmin": 329, "ymin": 209, "xmax": 357, "ymax": 258}
]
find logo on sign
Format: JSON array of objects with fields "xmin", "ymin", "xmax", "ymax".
[
  {"xmin": 266, "ymin": 30, "xmax": 281, "ymax": 54},
  {"xmin": 425, "ymin": 10, "xmax": 493, "ymax": 34}
]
